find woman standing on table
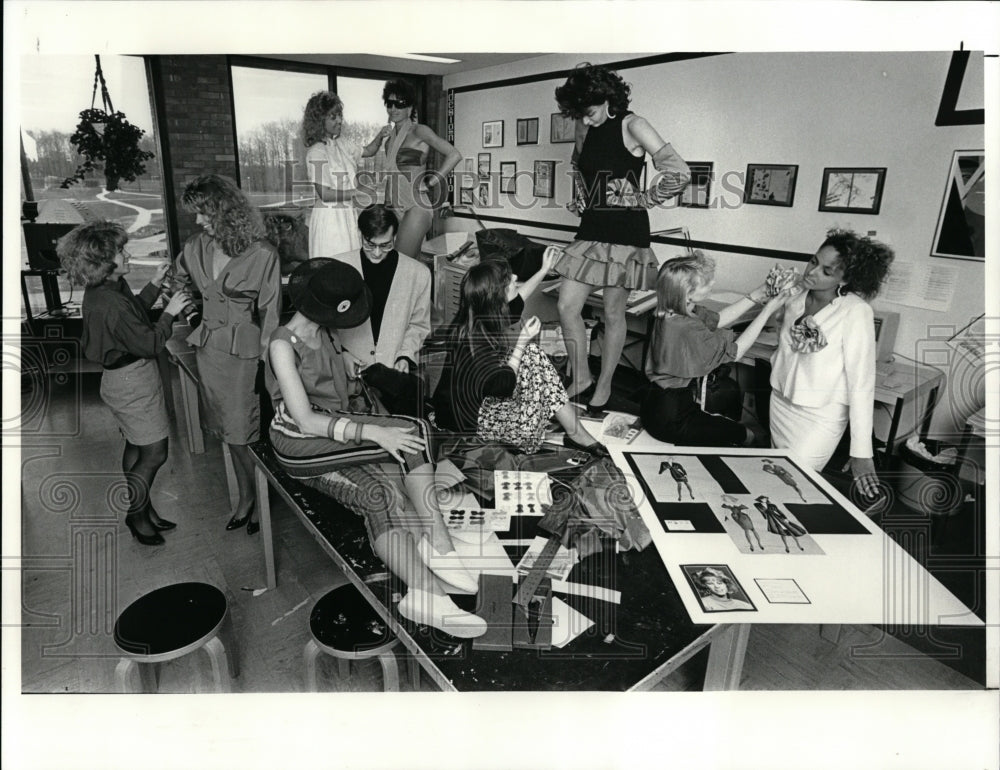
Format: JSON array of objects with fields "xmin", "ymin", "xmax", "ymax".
[
  {"xmin": 59, "ymin": 221, "xmax": 192, "ymax": 546},
  {"xmin": 176, "ymin": 175, "xmax": 282, "ymax": 534},
  {"xmin": 303, "ymin": 90, "xmax": 362, "ymax": 259},
  {"xmin": 553, "ymin": 63, "xmax": 691, "ymax": 413},
  {"xmin": 361, "ymin": 79, "xmax": 461, "ymax": 259},
  {"xmin": 267, "ymin": 259, "xmax": 485, "ymax": 637},
  {"xmin": 768, "ymin": 229, "xmax": 893, "ymax": 498}
]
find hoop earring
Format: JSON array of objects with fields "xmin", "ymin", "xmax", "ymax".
[
  {"xmin": 606, "ymin": 107, "xmax": 617, "ymax": 119},
  {"xmin": 837, "ymin": 284, "xmax": 847, "ymax": 297}
]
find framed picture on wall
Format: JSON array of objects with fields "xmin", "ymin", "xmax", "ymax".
[
  {"xmin": 459, "ymin": 187, "xmax": 474, "ymax": 206},
  {"xmin": 500, "ymin": 161, "xmax": 517, "ymax": 194},
  {"xmin": 533, "ymin": 160, "xmax": 556, "ymax": 198},
  {"xmin": 478, "ymin": 152, "xmax": 491, "ymax": 179},
  {"xmin": 679, "ymin": 161, "xmax": 714, "ymax": 208},
  {"xmin": 744, "ymin": 164, "xmax": 798, "ymax": 207},
  {"xmin": 930, "ymin": 151, "xmax": 984, "ymax": 261},
  {"xmin": 818, "ymin": 167, "xmax": 887, "ymax": 215},
  {"xmin": 476, "ymin": 179, "xmax": 492, "ymax": 208},
  {"xmin": 550, "ymin": 112, "xmax": 575, "ymax": 143},
  {"xmin": 516, "ymin": 117, "xmax": 539, "ymax": 145},
  {"xmin": 482, "ymin": 120, "xmax": 504, "ymax": 148}
]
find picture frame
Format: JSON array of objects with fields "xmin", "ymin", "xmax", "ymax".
[
  {"xmin": 482, "ymin": 120, "xmax": 504, "ymax": 148},
  {"xmin": 477, "ymin": 152, "xmax": 491, "ymax": 180},
  {"xmin": 550, "ymin": 112, "xmax": 575, "ymax": 144},
  {"xmin": 930, "ymin": 150, "xmax": 984, "ymax": 260},
  {"xmin": 516, "ymin": 117, "xmax": 539, "ymax": 146},
  {"xmin": 744, "ymin": 164, "xmax": 798, "ymax": 207},
  {"xmin": 679, "ymin": 161, "xmax": 713, "ymax": 208},
  {"xmin": 459, "ymin": 187, "xmax": 474, "ymax": 206},
  {"xmin": 500, "ymin": 161, "xmax": 517, "ymax": 194},
  {"xmin": 476, "ymin": 179, "xmax": 492, "ymax": 208},
  {"xmin": 681, "ymin": 564, "xmax": 757, "ymax": 613},
  {"xmin": 818, "ymin": 167, "xmax": 887, "ymax": 215},
  {"xmin": 533, "ymin": 160, "xmax": 556, "ymax": 198}
]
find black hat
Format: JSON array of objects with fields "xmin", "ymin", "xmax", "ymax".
[{"xmin": 288, "ymin": 258, "xmax": 372, "ymax": 329}]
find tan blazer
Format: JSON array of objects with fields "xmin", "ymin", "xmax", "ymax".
[{"xmin": 332, "ymin": 249, "xmax": 431, "ymax": 371}]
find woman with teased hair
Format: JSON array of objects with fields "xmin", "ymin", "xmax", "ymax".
[
  {"xmin": 552, "ymin": 63, "xmax": 691, "ymax": 414},
  {"xmin": 769, "ymin": 228, "xmax": 894, "ymax": 497},
  {"xmin": 302, "ymin": 90, "xmax": 363, "ymax": 259},
  {"xmin": 361, "ymin": 78, "xmax": 461, "ymax": 259},
  {"xmin": 59, "ymin": 220, "xmax": 192, "ymax": 545},
  {"xmin": 176, "ymin": 174, "xmax": 282, "ymax": 534}
]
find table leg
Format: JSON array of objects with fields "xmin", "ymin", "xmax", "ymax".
[
  {"xmin": 256, "ymin": 466, "xmax": 277, "ymax": 589},
  {"xmin": 918, "ymin": 385, "xmax": 939, "ymax": 443},
  {"xmin": 222, "ymin": 444, "xmax": 238, "ymax": 512},
  {"xmin": 819, "ymin": 624, "xmax": 842, "ymax": 644},
  {"xmin": 884, "ymin": 397, "xmax": 904, "ymax": 460},
  {"xmin": 703, "ymin": 624, "xmax": 750, "ymax": 691},
  {"xmin": 175, "ymin": 365, "xmax": 205, "ymax": 454}
]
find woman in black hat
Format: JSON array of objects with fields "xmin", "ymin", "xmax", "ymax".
[{"xmin": 266, "ymin": 259, "xmax": 486, "ymax": 638}]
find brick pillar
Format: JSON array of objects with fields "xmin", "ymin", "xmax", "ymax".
[{"xmin": 149, "ymin": 55, "xmax": 238, "ymax": 252}]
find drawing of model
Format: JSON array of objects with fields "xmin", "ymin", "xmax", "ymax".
[
  {"xmin": 761, "ymin": 459, "xmax": 807, "ymax": 502},
  {"xmin": 720, "ymin": 494, "xmax": 764, "ymax": 551},
  {"xmin": 659, "ymin": 456, "xmax": 694, "ymax": 501},
  {"xmin": 753, "ymin": 495, "xmax": 806, "ymax": 553}
]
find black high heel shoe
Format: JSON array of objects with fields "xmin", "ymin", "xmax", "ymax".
[
  {"xmin": 562, "ymin": 434, "xmax": 610, "ymax": 458},
  {"xmin": 124, "ymin": 515, "xmax": 166, "ymax": 546},
  {"xmin": 586, "ymin": 399, "xmax": 610, "ymax": 416},
  {"xmin": 225, "ymin": 504, "xmax": 255, "ymax": 532},
  {"xmin": 148, "ymin": 509, "xmax": 177, "ymax": 531},
  {"xmin": 246, "ymin": 519, "xmax": 260, "ymax": 536},
  {"xmin": 568, "ymin": 380, "xmax": 596, "ymax": 404}
]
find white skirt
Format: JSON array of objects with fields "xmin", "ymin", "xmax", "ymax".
[
  {"xmin": 308, "ymin": 205, "xmax": 361, "ymax": 260},
  {"xmin": 769, "ymin": 390, "xmax": 847, "ymax": 471}
]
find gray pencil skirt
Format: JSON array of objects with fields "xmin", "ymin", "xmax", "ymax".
[{"xmin": 99, "ymin": 358, "xmax": 170, "ymax": 446}]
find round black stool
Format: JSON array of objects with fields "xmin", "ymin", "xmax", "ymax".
[
  {"xmin": 304, "ymin": 575, "xmax": 413, "ymax": 692},
  {"xmin": 113, "ymin": 582, "xmax": 238, "ymax": 693}
]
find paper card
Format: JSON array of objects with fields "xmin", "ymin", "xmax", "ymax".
[
  {"xmin": 436, "ymin": 488, "xmax": 481, "ymax": 513},
  {"xmin": 550, "ymin": 597, "xmax": 595, "ymax": 648},
  {"xmin": 754, "ymin": 578, "xmax": 811, "ymax": 604},
  {"xmin": 663, "ymin": 520, "xmax": 696, "ymax": 531},
  {"xmin": 494, "ymin": 470, "xmax": 553, "ymax": 513},
  {"xmin": 445, "ymin": 508, "xmax": 511, "ymax": 533},
  {"xmin": 515, "ymin": 536, "xmax": 578, "ymax": 581}
]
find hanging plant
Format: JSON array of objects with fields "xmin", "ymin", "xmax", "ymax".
[{"xmin": 61, "ymin": 56, "xmax": 154, "ymax": 192}]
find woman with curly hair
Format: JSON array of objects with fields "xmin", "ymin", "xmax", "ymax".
[
  {"xmin": 361, "ymin": 79, "xmax": 461, "ymax": 259},
  {"xmin": 59, "ymin": 221, "xmax": 192, "ymax": 546},
  {"xmin": 552, "ymin": 63, "xmax": 691, "ymax": 414},
  {"xmin": 176, "ymin": 174, "xmax": 282, "ymax": 533},
  {"xmin": 769, "ymin": 228, "xmax": 894, "ymax": 496},
  {"xmin": 302, "ymin": 90, "xmax": 363, "ymax": 259}
]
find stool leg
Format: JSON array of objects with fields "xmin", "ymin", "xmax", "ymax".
[
  {"xmin": 338, "ymin": 658, "xmax": 351, "ymax": 681},
  {"xmin": 221, "ymin": 610, "xmax": 240, "ymax": 679},
  {"xmin": 408, "ymin": 655, "xmax": 422, "ymax": 691},
  {"xmin": 303, "ymin": 639, "xmax": 322, "ymax": 692},
  {"xmin": 138, "ymin": 662, "xmax": 159, "ymax": 693},
  {"xmin": 115, "ymin": 658, "xmax": 140, "ymax": 693},
  {"xmin": 378, "ymin": 651, "xmax": 400, "ymax": 693},
  {"xmin": 203, "ymin": 636, "xmax": 233, "ymax": 693}
]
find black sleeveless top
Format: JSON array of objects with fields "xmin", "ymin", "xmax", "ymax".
[{"xmin": 575, "ymin": 111, "xmax": 650, "ymax": 248}]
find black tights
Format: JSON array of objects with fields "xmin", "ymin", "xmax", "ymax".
[{"xmin": 122, "ymin": 438, "xmax": 168, "ymax": 527}]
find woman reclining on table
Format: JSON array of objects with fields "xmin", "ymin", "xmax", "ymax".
[{"xmin": 266, "ymin": 259, "xmax": 485, "ymax": 638}]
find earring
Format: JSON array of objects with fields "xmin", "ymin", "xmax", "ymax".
[
  {"xmin": 606, "ymin": 107, "xmax": 617, "ymax": 119},
  {"xmin": 837, "ymin": 284, "xmax": 847, "ymax": 296}
]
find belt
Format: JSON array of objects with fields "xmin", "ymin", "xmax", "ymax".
[{"xmin": 104, "ymin": 353, "xmax": 141, "ymax": 371}]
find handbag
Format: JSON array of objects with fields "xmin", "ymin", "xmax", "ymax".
[{"xmin": 359, "ymin": 363, "xmax": 424, "ymax": 417}]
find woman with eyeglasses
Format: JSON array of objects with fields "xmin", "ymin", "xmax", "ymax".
[
  {"xmin": 58, "ymin": 221, "xmax": 192, "ymax": 546},
  {"xmin": 302, "ymin": 90, "xmax": 363, "ymax": 259},
  {"xmin": 362, "ymin": 79, "xmax": 461, "ymax": 259}
]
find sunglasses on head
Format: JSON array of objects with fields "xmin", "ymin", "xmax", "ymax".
[{"xmin": 385, "ymin": 98, "xmax": 410, "ymax": 109}]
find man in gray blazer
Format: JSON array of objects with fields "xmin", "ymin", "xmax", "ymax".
[{"xmin": 333, "ymin": 204, "xmax": 431, "ymax": 376}]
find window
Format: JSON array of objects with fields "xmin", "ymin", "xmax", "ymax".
[{"xmin": 336, "ymin": 76, "xmax": 394, "ymax": 199}]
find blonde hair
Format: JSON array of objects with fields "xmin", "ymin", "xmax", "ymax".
[{"xmin": 655, "ymin": 250, "xmax": 716, "ymax": 317}]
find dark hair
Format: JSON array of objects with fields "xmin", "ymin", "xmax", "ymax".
[
  {"xmin": 357, "ymin": 204, "xmax": 399, "ymax": 241},
  {"xmin": 57, "ymin": 220, "xmax": 127, "ymax": 287},
  {"xmin": 182, "ymin": 174, "xmax": 265, "ymax": 258},
  {"xmin": 555, "ymin": 63, "xmax": 632, "ymax": 119},
  {"xmin": 382, "ymin": 79, "xmax": 417, "ymax": 119},
  {"xmin": 820, "ymin": 228, "xmax": 894, "ymax": 300},
  {"xmin": 451, "ymin": 260, "xmax": 512, "ymax": 355},
  {"xmin": 302, "ymin": 91, "xmax": 344, "ymax": 147}
]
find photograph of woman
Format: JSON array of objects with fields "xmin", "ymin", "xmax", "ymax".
[
  {"xmin": 720, "ymin": 494, "xmax": 764, "ymax": 552},
  {"xmin": 768, "ymin": 228, "xmax": 894, "ymax": 498},
  {"xmin": 690, "ymin": 567, "xmax": 755, "ymax": 612},
  {"xmin": 753, "ymin": 495, "xmax": 807, "ymax": 553},
  {"xmin": 175, "ymin": 174, "xmax": 282, "ymax": 534},
  {"xmin": 551, "ymin": 63, "xmax": 691, "ymax": 413},
  {"xmin": 362, "ymin": 79, "xmax": 461, "ymax": 259},
  {"xmin": 302, "ymin": 90, "xmax": 363, "ymax": 259}
]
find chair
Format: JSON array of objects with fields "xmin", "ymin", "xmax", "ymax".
[
  {"xmin": 303, "ymin": 574, "xmax": 418, "ymax": 692},
  {"xmin": 113, "ymin": 582, "xmax": 238, "ymax": 693}
]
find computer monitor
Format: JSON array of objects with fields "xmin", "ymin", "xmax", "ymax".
[
  {"xmin": 23, "ymin": 222, "xmax": 77, "ymax": 271},
  {"xmin": 873, "ymin": 310, "xmax": 899, "ymax": 364}
]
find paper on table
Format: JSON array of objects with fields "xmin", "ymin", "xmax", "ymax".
[
  {"xmin": 754, "ymin": 578, "xmax": 810, "ymax": 604},
  {"xmin": 550, "ymin": 597, "xmax": 595, "ymax": 648},
  {"xmin": 516, "ymin": 536, "xmax": 578, "ymax": 581}
]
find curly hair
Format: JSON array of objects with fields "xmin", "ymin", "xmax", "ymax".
[
  {"xmin": 57, "ymin": 220, "xmax": 127, "ymax": 287},
  {"xmin": 302, "ymin": 91, "xmax": 344, "ymax": 148},
  {"xmin": 451, "ymin": 260, "xmax": 513, "ymax": 355},
  {"xmin": 695, "ymin": 567, "xmax": 733, "ymax": 591},
  {"xmin": 820, "ymin": 228, "xmax": 894, "ymax": 300},
  {"xmin": 555, "ymin": 63, "xmax": 632, "ymax": 119},
  {"xmin": 182, "ymin": 175, "xmax": 265, "ymax": 259},
  {"xmin": 382, "ymin": 79, "xmax": 418, "ymax": 120},
  {"xmin": 654, "ymin": 250, "xmax": 716, "ymax": 317}
]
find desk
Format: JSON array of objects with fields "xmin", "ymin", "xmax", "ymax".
[
  {"xmin": 251, "ymin": 443, "xmax": 749, "ymax": 691},
  {"xmin": 957, "ymin": 407, "xmax": 988, "ymax": 465}
]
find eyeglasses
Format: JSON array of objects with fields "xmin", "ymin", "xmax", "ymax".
[
  {"xmin": 362, "ymin": 236, "xmax": 396, "ymax": 254},
  {"xmin": 384, "ymin": 99, "xmax": 410, "ymax": 109}
]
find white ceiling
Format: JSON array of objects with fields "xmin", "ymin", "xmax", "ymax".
[{"xmin": 256, "ymin": 53, "xmax": 549, "ymax": 77}]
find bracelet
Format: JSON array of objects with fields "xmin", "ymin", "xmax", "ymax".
[
  {"xmin": 327, "ymin": 418, "xmax": 338, "ymax": 440},
  {"xmin": 354, "ymin": 422, "xmax": 364, "ymax": 445},
  {"xmin": 744, "ymin": 293, "xmax": 762, "ymax": 305}
]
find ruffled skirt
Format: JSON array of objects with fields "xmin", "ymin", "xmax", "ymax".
[{"xmin": 554, "ymin": 239, "xmax": 658, "ymax": 290}]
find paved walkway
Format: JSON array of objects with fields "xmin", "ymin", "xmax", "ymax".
[{"xmin": 96, "ymin": 190, "xmax": 162, "ymax": 234}]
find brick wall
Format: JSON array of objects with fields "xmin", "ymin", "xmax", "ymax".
[{"xmin": 150, "ymin": 55, "xmax": 238, "ymax": 251}]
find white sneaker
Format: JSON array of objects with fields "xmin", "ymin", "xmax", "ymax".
[
  {"xmin": 398, "ymin": 590, "xmax": 487, "ymax": 639},
  {"xmin": 417, "ymin": 537, "xmax": 479, "ymax": 594}
]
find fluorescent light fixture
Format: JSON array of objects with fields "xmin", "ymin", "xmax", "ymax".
[{"xmin": 389, "ymin": 53, "xmax": 463, "ymax": 64}]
